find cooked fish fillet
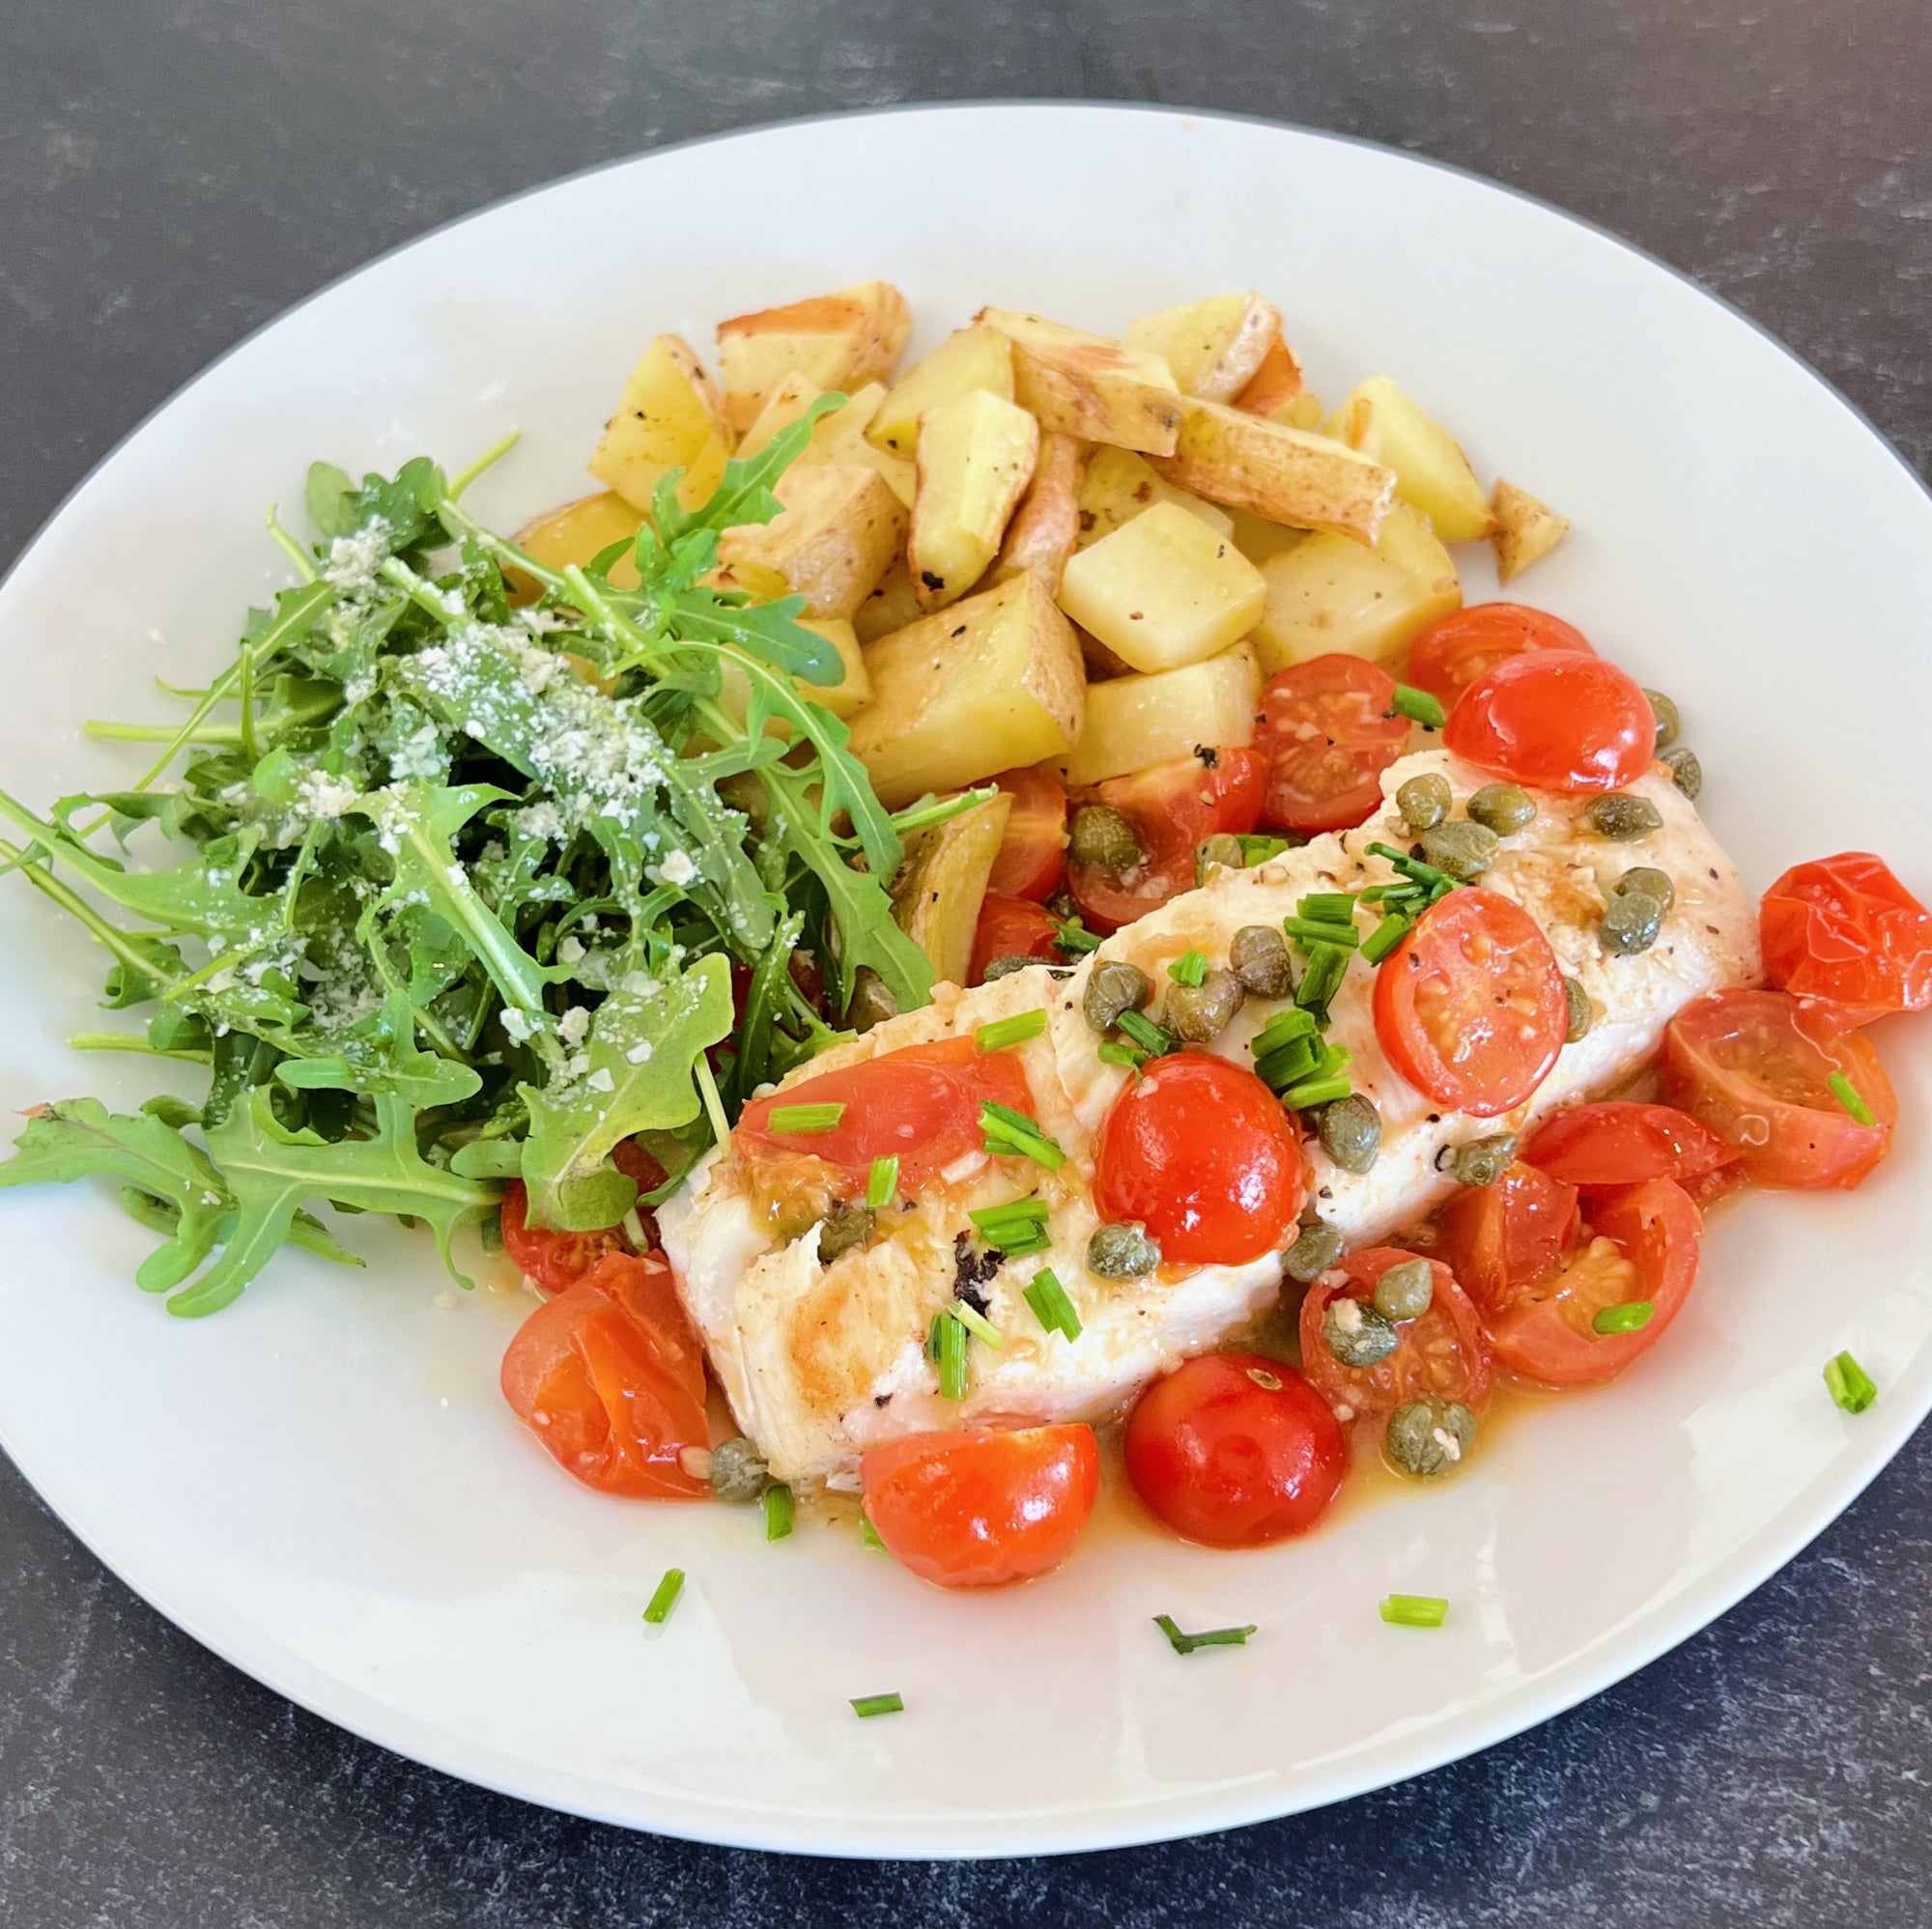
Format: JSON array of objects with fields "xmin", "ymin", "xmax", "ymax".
[{"xmin": 659, "ymin": 749, "xmax": 1759, "ymax": 1483}]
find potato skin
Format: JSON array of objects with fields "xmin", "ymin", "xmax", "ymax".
[
  {"xmin": 717, "ymin": 464, "xmax": 906, "ymax": 620},
  {"xmin": 890, "ymin": 790, "xmax": 1014, "ymax": 988},
  {"xmin": 909, "ymin": 390, "xmax": 1040, "ymax": 610},
  {"xmin": 996, "ymin": 433, "xmax": 1089, "ymax": 593},
  {"xmin": 589, "ymin": 333, "xmax": 733, "ymax": 514},
  {"xmin": 1125, "ymin": 293, "xmax": 1282, "ymax": 403},
  {"xmin": 1490, "ymin": 479, "xmax": 1571, "ymax": 584},
  {"xmin": 716, "ymin": 281, "xmax": 912, "ymax": 434},
  {"xmin": 978, "ymin": 307, "xmax": 1183, "ymax": 454}
]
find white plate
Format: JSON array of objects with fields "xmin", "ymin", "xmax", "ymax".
[{"xmin": 1, "ymin": 103, "xmax": 1929, "ymax": 1859}]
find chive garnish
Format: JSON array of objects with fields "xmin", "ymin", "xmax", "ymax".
[
  {"xmin": 951, "ymin": 1296, "xmax": 1005, "ymax": 1349},
  {"xmin": 969, "ymin": 1197, "xmax": 1051, "ymax": 1256},
  {"xmin": 1024, "ymin": 1267, "xmax": 1082, "ymax": 1341},
  {"xmin": 1828, "ymin": 1070, "xmax": 1876, "ymax": 1127},
  {"xmin": 1168, "ymin": 950, "xmax": 1208, "ymax": 986},
  {"xmin": 931, "ymin": 1308, "xmax": 969, "ymax": 1399},
  {"xmin": 1366, "ymin": 841, "xmax": 1460, "ymax": 893},
  {"xmin": 1116, "ymin": 1009, "xmax": 1178, "ymax": 1057},
  {"xmin": 1283, "ymin": 915, "xmax": 1360, "ymax": 950},
  {"xmin": 1295, "ymin": 943, "xmax": 1350, "ymax": 1013},
  {"xmin": 859, "ymin": 1510, "xmax": 887, "ymax": 1550},
  {"xmin": 1825, "ymin": 1349, "xmax": 1878, "ymax": 1413},
  {"xmin": 1360, "ymin": 911, "xmax": 1412, "ymax": 965},
  {"xmin": 865, "ymin": 1154, "xmax": 899, "ymax": 1210},
  {"xmin": 1236, "ymin": 833, "xmax": 1292, "ymax": 866},
  {"xmin": 1051, "ymin": 914, "xmax": 1103, "ymax": 955},
  {"xmin": 1591, "ymin": 1299, "xmax": 1656, "ymax": 1335},
  {"xmin": 976, "ymin": 1008, "xmax": 1046, "ymax": 1053},
  {"xmin": 1097, "ymin": 1038, "xmax": 1148, "ymax": 1073},
  {"xmin": 1297, "ymin": 891, "xmax": 1357, "ymax": 924},
  {"xmin": 641, "ymin": 1567, "xmax": 686, "ymax": 1626},
  {"xmin": 851, "ymin": 1692, "xmax": 904, "ymax": 1718},
  {"xmin": 1390, "ymin": 684, "xmax": 1447, "ymax": 728},
  {"xmin": 1281, "ymin": 1073, "xmax": 1353, "ymax": 1111},
  {"xmin": 764, "ymin": 1484, "xmax": 795, "ymax": 1541},
  {"xmin": 767, "ymin": 1102, "xmax": 844, "ymax": 1134},
  {"xmin": 1378, "ymin": 1594, "xmax": 1449, "ymax": 1628},
  {"xmin": 1153, "ymin": 1615, "xmax": 1257, "ymax": 1656},
  {"xmin": 980, "ymin": 1099, "xmax": 1066, "ymax": 1169}
]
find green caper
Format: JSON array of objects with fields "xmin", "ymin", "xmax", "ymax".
[
  {"xmin": 1385, "ymin": 1398, "xmax": 1478, "ymax": 1477},
  {"xmin": 1068, "ymin": 805, "xmax": 1144, "ymax": 875},
  {"xmin": 1563, "ymin": 975, "xmax": 1594, "ymax": 1042},
  {"xmin": 982, "ymin": 953, "xmax": 1041, "ymax": 981},
  {"xmin": 707, "ymin": 1435, "xmax": 770, "ymax": 1504},
  {"xmin": 1089, "ymin": 1220, "xmax": 1161, "ymax": 1279},
  {"xmin": 1661, "ymin": 746, "xmax": 1702, "ymax": 800},
  {"xmin": 1584, "ymin": 793, "xmax": 1662, "ymax": 841},
  {"xmin": 1466, "ymin": 783, "xmax": 1537, "ymax": 836},
  {"xmin": 1318, "ymin": 1093, "xmax": 1382, "ymax": 1174},
  {"xmin": 1396, "ymin": 772, "xmax": 1453, "ymax": 833},
  {"xmin": 1045, "ymin": 889, "xmax": 1077, "ymax": 920},
  {"xmin": 1643, "ymin": 688, "xmax": 1681, "ymax": 750},
  {"xmin": 1601, "ymin": 890, "xmax": 1663, "ymax": 956},
  {"xmin": 1440, "ymin": 1131, "xmax": 1517, "ymax": 1187},
  {"xmin": 1419, "ymin": 818, "xmax": 1499, "ymax": 880},
  {"xmin": 1323, "ymin": 1294, "xmax": 1400, "ymax": 1368},
  {"xmin": 1195, "ymin": 833, "xmax": 1245, "ymax": 886},
  {"xmin": 845, "ymin": 966, "xmax": 898, "ymax": 1034},
  {"xmin": 1083, "ymin": 959, "xmax": 1151, "ymax": 1033},
  {"xmin": 1615, "ymin": 865, "xmax": 1675, "ymax": 915},
  {"xmin": 817, "ymin": 1202, "xmax": 875, "ymax": 1262},
  {"xmin": 1283, "ymin": 1220, "xmax": 1345, "ymax": 1285},
  {"xmin": 1165, "ymin": 967, "xmax": 1245, "ymax": 1043},
  {"xmin": 1372, "ymin": 1257, "xmax": 1435, "ymax": 1322},
  {"xmin": 1230, "ymin": 923, "xmax": 1295, "ymax": 998}
]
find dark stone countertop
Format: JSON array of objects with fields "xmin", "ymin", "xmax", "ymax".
[{"xmin": 4, "ymin": 2, "xmax": 1931, "ymax": 1921}]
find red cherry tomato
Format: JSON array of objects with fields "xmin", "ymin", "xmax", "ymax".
[
  {"xmin": 1661, "ymin": 988, "xmax": 1896, "ymax": 1190},
  {"xmin": 1484, "ymin": 1177, "xmax": 1702, "ymax": 1387},
  {"xmin": 859, "ymin": 1424, "xmax": 1099, "ymax": 1588},
  {"xmin": 1067, "ymin": 749, "xmax": 1268, "ymax": 931},
  {"xmin": 1299, "ymin": 1249, "xmax": 1492, "ymax": 1428},
  {"xmin": 1373, "ymin": 889, "xmax": 1567, "ymax": 1117},
  {"xmin": 1252, "ymin": 654, "xmax": 1411, "ymax": 835},
  {"xmin": 736, "ymin": 1035, "xmax": 1037, "ymax": 1188},
  {"xmin": 987, "ymin": 767, "xmax": 1070, "ymax": 902},
  {"xmin": 1442, "ymin": 651, "xmax": 1654, "ymax": 793},
  {"xmin": 499, "ymin": 1249, "xmax": 709, "ymax": 1497},
  {"xmin": 1124, "ymin": 1352, "xmax": 1347, "ymax": 1547},
  {"xmin": 1431, "ymin": 1161, "xmax": 1579, "ymax": 1317},
  {"xmin": 1760, "ymin": 851, "xmax": 1932, "ymax": 1022},
  {"xmin": 1093, "ymin": 1052, "xmax": 1307, "ymax": 1264},
  {"xmin": 1523, "ymin": 1101, "xmax": 1740, "ymax": 1196},
  {"xmin": 1404, "ymin": 603, "xmax": 1595, "ymax": 709},
  {"xmin": 969, "ymin": 893, "xmax": 1064, "ymax": 985},
  {"xmin": 499, "ymin": 1181, "xmax": 628, "ymax": 1293}
]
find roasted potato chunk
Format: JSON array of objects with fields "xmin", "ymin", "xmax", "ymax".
[
  {"xmin": 718, "ymin": 464, "xmax": 906, "ymax": 620},
  {"xmin": 1233, "ymin": 336, "xmax": 1306, "ymax": 417},
  {"xmin": 716, "ymin": 281, "xmax": 912, "ymax": 434},
  {"xmin": 743, "ymin": 381, "xmax": 915, "ymax": 507},
  {"xmin": 1125, "ymin": 293, "xmax": 1281, "ymax": 402},
  {"xmin": 588, "ymin": 334, "xmax": 732, "ymax": 514},
  {"xmin": 506, "ymin": 492, "xmax": 644, "ymax": 602},
  {"xmin": 1490, "ymin": 479, "xmax": 1571, "ymax": 583},
  {"xmin": 1225, "ymin": 507, "xmax": 1308, "ymax": 569},
  {"xmin": 996, "ymin": 432, "xmax": 1088, "ymax": 593},
  {"xmin": 1057, "ymin": 643, "xmax": 1262, "ymax": 787},
  {"xmin": 891, "ymin": 790, "xmax": 1014, "ymax": 988},
  {"xmin": 1075, "ymin": 445, "xmax": 1232, "ymax": 551},
  {"xmin": 977, "ymin": 308, "xmax": 1182, "ymax": 454},
  {"xmin": 868, "ymin": 324, "xmax": 1016, "ymax": 456},
  {"xmin": 909, "ymin": 390, "xmax": 1040, "ymax": 610},
  {"xmin": 849, "ymin": 573, "xmax": 1086, "ymax": 807},
  {"xmin": 718, "ymin": 618, "xmax": 873, "ymax": 730},
  {"xmin": 852, "ymin": 556, "xmax": 922, "ymax": 644},
  {"xmin": 1328, "ymin": 378, "xmax": 1496, "ymax": 544}
]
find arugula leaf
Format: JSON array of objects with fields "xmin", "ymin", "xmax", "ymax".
[
  {"xmin": 304, "ymin": 461, "xmax": 360, "ymax": 542},
  {"xmin": 276, "ymin": 991, "xmax": 482, "ymax": 1110}
]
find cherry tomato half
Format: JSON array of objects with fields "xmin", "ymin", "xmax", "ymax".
[
  {"xmin": 1442, "ymin": 650, "xmax": 1654, "ymax": 793},
  {"xmin": 1431, "ymin": 1160, "xmax": 1579, "ymax": 1318},
  {"xmin": 499, "ymin": 1249, "xmax": 709, "ymax": 1497},
  {"xmin": 1523, "ymin": 1101, "xmax": 1740, "ymax": 1196},
  {"xmin": 860, "ymin": 1424, "xmax": 1099, "ymax": 1588},
  {"xmin": 987, "ymin": 766, "xmax": 1070, "ymax": 902},
  {"xmin": 1124, "ymin": 1353, "xmax": 1347, "ymax": 1547},
  {"xmin": 1253, "ymin": 654, "xmax": 1411, "ymax": 835},
  {"xmin": 1760, "ymin": 851, "xmax": 1932, "ymax": 1022},
  {"xmin": 1404, "ymin": 603, "xmax": 1595, "ymax": 709},
  {"xmin": 1093, "ymin": 1052, "xmax": 1307, "ymax": 1264},
  {"xmin": 499, "ymin": 1141, "xmax": 667, "ymax": 1292},
  {"xmin": 1373, "ymin": 888, "xmax": 1568, "ymax": 1117},
  {"xmin": 970, "ymin": 893, "xmax": 1064, "ymax": 985},
  {"xmin": 1661, "ymin": 987, "xmax": 1896, "ymax": 1189}
]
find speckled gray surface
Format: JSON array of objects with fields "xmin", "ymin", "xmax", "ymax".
[{"xmin": 4, "ymin": 0, "xmax": 1932, "ymax": 1921}]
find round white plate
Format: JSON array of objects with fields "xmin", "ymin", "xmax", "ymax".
[{"xmin": 2, "ymin": 103, "xmax": 1929, "ymax": 1858}]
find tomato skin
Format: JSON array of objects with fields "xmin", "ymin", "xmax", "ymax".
[
  {"xmin": 1068, "ymin": 750, "xmax": 1268, "ymax": 932},
  {"xmin": 859, "ymin": 1425, "xmax": 1099, "ymax": 1588},
  {"xmin": 1523, "ymin": 1101, "xmax": 1740, "ymax": 1196},
  {"xmin": 970, "ymin": 894, "xmax": 1064, "ymax": 985},
  {"xmin": 1124, "ymin": 1353, "xmax": 1347, "ymax": 1547},
  {"xmin": 1485, "ymin": 1177, "xmax": 1702, "ymax": 1387},
  {"xmin": 1253, "ymin": 655, "xmax": 1411, "ymax": 835},
  {"xmin": 1442, "ymin": 651, "xmax": 1654, "ymax": 793},
  {"xmin": 1661, "ymin": 988, "xmax": 1895, "ymax": 1190},
  {"xmin": 1431, "ymin": 1161, "xmax": 1580, "ymax": 1317},
  {"xmin": 499, "ymin": 1181, "xmax": 628, "ymax": 1292},
  {"xmin": 499, "ymin": 1250, "xmax": 710, "ymax": 1497},
  {"xmin": 1093, "ymin": 1052, "xmax": 1307, "ymax": 1264},
  {"xmin": 1761, "ymin": 852, "xmax": 1932, "ymax": 1022},
  {"xmin": 1299, "ymin": 1250, "xmax": 1492, "ymax": 1427},
  {"xmin": 987, "ymin": 767, "xmax": 1070, "ymax": 902},
  {"xmin": 1373, "ymin": 889, "xmax": 1567, "ymax": 1117},
  {"xmin": 1404, "ymin": 604, "xmax": 1596, "ymax": 709}
]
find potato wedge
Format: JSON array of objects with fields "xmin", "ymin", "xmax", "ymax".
[
  {"xmin": 852, "ymin": 556, "xmax": 923, "ymax": 644},
  {"xmin": 805, "ymin": 383, "xmax": 917, "ymax": 506},
  {"xmin": 1151, "ymin": 397, "xmax": 1395, "ymax": 543},
  {"xmin": 716, "ymin": 281, "xmax": 912, "ymax": 434},
  {"xmin": 588, "ymin": 334, "xmax": 733, "ymax": 514},
  {"xmin": 1490, "ymin": 479, "xmax": 1571, "ymax": 584},
  {"xmin": 1233, "ymin": 336, "xmax": 1305, "ymax": 417},
  {"xmin": 1057, "ymin": 643, "xmax": 1262, "ymax": 787},
  {"xmin": 506, "ymin": 492, "xmax": 644, "ymax": 602},
  {"xmin": 1328, "ymin": 378, "xmax": 1496, "ymax": 544},
  {"xmin": 717, "ymin": 464, "xmax": 906, "ymax": 620},
  {"xmin": 1124, "ymin": 293, "xmax": 1280, "ymax": 403},
  {"xmin": 737, "ymin": 371, "xmax": 824, "ymax": 458},
  {"xmin": 891, "ymin": 791, "xmax": 1014, "ymax": 988},
  {"xmin": 717, "ymin": 617, "xmax": 874, "ymax": 734},
  {"xmin": 909, "ymin": 390, "xmax": 1040, "ymax": 610},
  {"xmin": 867, "ymin": 324, "xmax": 1016, "ymax": 456},
  {"xmin": 978, "ymin": 308, "xmax": 1182, "ymax": 454},
  {"xmin": 1225, "ymin": 507, "xmax": 1308, "ymax": 569},
  {"xmin": 996, "ymin": 433, "xmax": 1088, "ymax": 593},
  {"xmin": 1057, "ymin": 500, "xmax": 1264, "ymax": 674},
  {"xmin": 1075, "ymin": 445, "xmax": 1232, "ymax": 551},
  {"xmin": 1251, "ymin": 504, "xmax": 1461, "ymax": 673},
  {"xmin": 849, "ymin": 573, "xmax": 1086, "ymax": 807}
]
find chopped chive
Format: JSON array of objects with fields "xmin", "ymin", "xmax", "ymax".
[
  {"xmin": 1828, "ymin": 1070, "xmax": 1876, "ymax": 1127},
  {"xmin": 851, "ymin": 1692, "xmax": 904, "ymax": 1718},
  {"xmin": 980, "ymin": 1099, "xmax": 1066, "ymax": 1170},
  {"xmin": 1281, "ymin": 1074, "xmax": 1353, "ymax": 1110},
  {"xmin": 1283, "ymin": 915, "xmax": 1360, "ymax": 950},
  {"xmin": 1591, "ymin": 1299, "xmax": 1656, "ymax": 1335},
  {"xmin": 764, "ymin": 1483, "xmax": 795, "ymax": 1541},
  {"xmin": 1366, "ymin": 840, "xmax": 1458, "ymax": 892},
  {"xmin": 641, "ymin": 1567, "xmax": 686, "ymax": 1625},
  {"xmin": 1256, "ymin": 1035, "xmax": 1321, "ymax": 1091},
  {"xmin": 859, "ymin": 1510, "xmax": 887, "ymax": 1550},
  {"xmin": 1153, "ymin": 1614, "xmax": 1258, "ymax": 1656},
  {"xmin": 1097, "ymin": 1038, "xmax": 1148, "ymax": 1073},
  {"xmin": 865, "ymin": 1154, "xmax": 899, "ymax": 1210},
  {"xmin": 1297, "ymin": 892, "xmax": 1357, "ymax": 924},
  {"xmin": 951, "ymin": 1296, "xmax": 1005, "ymax": 1349},
  {"xmin": 1024, "ymin": 1266, "xmax": 1083, "ymax": 1341},
  {"xmin": 1379, "ymin": 1594, "xmax": 1449, "ymax": 1628},
  {"xmin": 1360, "ymin": 912, "xmax": 1412, "ymax": 965},
  {"xmin": 1052, "ymin": 914, "xmax": 1103, "ymax": 955},
  {"xmin": 1295, "ymin": 943, "xmax": 1350, "ymax": 1013},
  {"xmin": 969, "ymin": 1197, "xmax": 1051, "ymax": 1256},
  {"xmin": 976, "ymin": 1007, "xmax": 1046, "ymax": 1052},
  {"xmin": 1168, "ymin": 950, "xmax": 1208, "ymax": 987},
  {"xmin": 1236, "ymin": 833, "xmax": 1292, "ymax": 866},
  {"xmin": 933, "ymin": 1307, "xmax": 969, "ymax": 1399},
  {"xmin": 1253, "ymin": 1007, "xmax": 1320, "ymax": 1047},
  {"xmin": 1117, "ymin": 1009, "xmax": 1178, "ymax": 1057},
  {"xmin": 767, "ymin": 1102, "xmax": 845, "ymax": 1134},
  {"xmin": 1390, "ymin": 684, "xmax": 1447, "ymax": 728},
  {"xmin": 1825, "ymin": 1349, "xmax": 1878, "ymax": 1413}
]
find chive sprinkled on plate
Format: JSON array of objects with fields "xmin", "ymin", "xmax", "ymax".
[
  {"xmin": 1825, "ymin": 1349, "xmax": 1878, "ymax": 1413},
  {"xmin": 951, "ymin": 1297, "xmax": 1005, "ymax": 1349},
  {"xmin": 1379, "ymin": 1594, "xmax": 1450, "ymax": 1628},
  {"xmin": 1592, "ymin": 1299, "xmax": 1656, "ymax": 1335},
  {"xmin": 1360, "ymin": 912, "xmax": 1411, "ymax": 965},
  {"xmin": 1236, "ymin": 833, "xmax": 1292, "ymax": 866},
  {"xmin": 1168, "ymin": 950, "xmax": 1208, "ymax": 986},
  {"xmin": 980, "ymin": 1099, "xmax": 1065, "ymax": 1169},
  {"xmin": 763, "ymin": 1483, "xmax": 795, "ymax": 1542},
  {"xmin": 1390, "ymin": 683, "xmax": 1447, "ymax": 728},
  {"xmin": 851, "ymin": 1692, "xmax": 904, "ymax": 1718},
  {"xmin": 1116, "ymin": 1009, "xmax": 1178, "ymax": 1057},
  {"xmin": 1097, "ymin": 1038, "xmax": 1148, "ymax": 1073},
  {"xmin": 1024, "ymin": 1267, "xmax": 1082, "ymax": 1341},
  {"xmin": 865, "ymin": 1154, "xmax": 899, "ymax": 1210},
  {"xmin": 641, "ymin": 1567, "xmax": 686, "ymax": 1625},
  {"xmin": 929, "ymin": 1309, "xmax": 969, "ymax": 1399},
  {"xmin": 1153, "ymin": 1615, "xmax": 1257, "ymax": 1656},
  {"xmin": 1297, "ymin": 891, "xmax": 1357, "ymax": 924},
  {"xmin": 1828, "ymin": 1070, "xmax": 1876, "ymax": 1127},
  {"xmin": 976, "ymin": 1008, "xmax": 1046, "ymax": 1052},
  {"xmin": 969, "ymin": 1196, "xmax": 1051, "ymax": 1256},
  {"xmin": 1282, "ymin": 916, "xmax": 1359, "ymax": 950},
  {"xmin": 1052, "ymin": 914, "xmax": 1102, "ymax": 954},
  {"xmin": 767, "ymin": 1102, "xmax": 844, "ymax": 1134}
]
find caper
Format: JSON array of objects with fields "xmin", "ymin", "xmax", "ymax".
[
  {"xmin": 1563, "ymin": 974, "xmax": 1594, "ymax": 1042},
  {"xmin": 1195, "ymin": 833, "xmax": 1245, "ymax": 886},
  {"xmin": 1230, "ymin": 923, "xmax": 1295, "ymax": 999},
  {"xmin": 1439, "ymin": 1131, "xmax": 1517, "ymax": 1187},
  {"xmin": 1601, "ymin": 890, "xmax": 1663, "ymax": 956},
  {"xmin": 1396, "ymin": 772, "xmax": 1452, "ymax": 833},
  {"xmin": 1165, "ymin": 967, "xmax": 1245, "ymax": 1043},
  {"xmin": 1089, "ymin": 1220, "xmax": 1161, "ymax": 1279},
  {"xmin": 1323, "ymin": 1294, "xmax": 1399, "ymax": 1368},
  {"xmin": 1643, "ymin": 688, "xmax": 1681, "ymax": 750},
  {"xmin": 1584, "ymin": 793, "xmax": 1662, "ymax": 841},
  {"xmin": 817, "ymin": 1202, "xmax": 875, "ymax": 1262},
  {"xmin": 1372, "ymin": 1257, "xmax": 1435, "ymax": 1321},
  {"xmin": 1385, "ymin": 1398, "xmax": 1478, "ymax": 1477},
  {"xmin": 1318, "ymin": 1093, "xmax": 1382, "ymax": 1174},
  {"xmin": 1068, "ymin": 805, "xmax": 1144, "ymax": 875},
  {"xmin": 1045, "ymin": 889, "xmax": 1077, "ymax": 920},
  {"xmin": 1419, "ymin": 818, "xmax": 1499, "ymax": 881},
  {"xmin": 1083, "ymin": 959, "xmax": 1151, "ymax": 1033},
  {"xmin": 1661, "ymin": 746, "xmax": 1702, "ymax": 800},
  {"xmin": 982, "ymin": 953, "xmax": 1041, "ymax": 981},
  {"xmin": 1466, "ymin": 783, "xmax": 1537, "ymax": 836},
  {"xmin": 1615, "ymin": 865, "xmax": 1675, "ymax": 915},
  {"xmin": 845, "ymin": 966, "xmax": 898, "ymax": 1034},
  {"xmin": 708, "ymin": 1435, "xmax": 769, "ymax": 1504},
  {"xmin": 1283, "ymin": 1220, "xmax": 1345, "ymax": 1285}
]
